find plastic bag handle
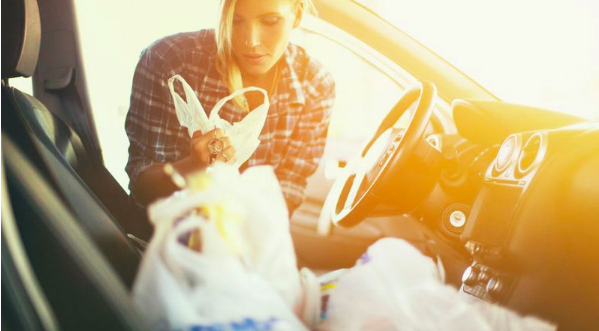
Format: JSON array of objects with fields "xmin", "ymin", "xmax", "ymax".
[
  {"xmin": 211, "ymin": 86, "xmax": 268, "ymax": 117},
  {"xmin": 167, "ymin": 75, "xmax": 203, "ymax": 110},
  {"xmin": 168, "ymin": 74, "xmax": 210, "ymax": 128}
]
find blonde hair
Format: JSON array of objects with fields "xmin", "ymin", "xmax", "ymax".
[{"xmin": 215, "ymin": 0, "xmax": 316, "ymax": 110}]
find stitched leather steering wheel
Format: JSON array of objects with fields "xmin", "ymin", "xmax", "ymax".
[{"xmin": 325, "ymin": 81, "xmax": 441, "ymax": 227}]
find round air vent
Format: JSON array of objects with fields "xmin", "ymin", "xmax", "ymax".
[
  {"xmin": 517, "ymin": 133, "xmax": 544, "ymax": 176},
  {"xmin": 494, "ymin": 134, "xmax": 519, "ymax": 174}
]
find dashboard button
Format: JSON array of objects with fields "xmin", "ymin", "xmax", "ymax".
[
  {"xmin": 462, "ymin": 266, "xmax": 479, "ymax": 286},
  {"xmin": 474, "ymin": 244, "xmax": 483, "ymax": 255}
]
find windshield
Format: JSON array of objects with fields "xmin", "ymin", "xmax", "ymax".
[{"xmin": 356, "ymin": 0, "xmax": 599, "ymax": 120}]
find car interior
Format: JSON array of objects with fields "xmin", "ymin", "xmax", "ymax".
[{"xmin": 2, "ymin": 0, "xmax": 598, "ymax": 330}]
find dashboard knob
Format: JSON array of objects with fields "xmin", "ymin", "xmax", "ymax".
[
  {"xmin": 462, "ymin": 266, "xmax": 479, "ymax": 286},
  {"xmin": 486, "ymin": 277, "xmax": 504, "ymax": 298}
]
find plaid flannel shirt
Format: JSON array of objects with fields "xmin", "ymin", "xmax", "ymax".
[{"xmin": 125, "ymin": 29, "xmax": 335, "ymax": 214}]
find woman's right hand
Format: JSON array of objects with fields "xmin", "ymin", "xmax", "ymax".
[{"xmin": 190, "ymin": 128, "xmax": 236, "ymax": 166}]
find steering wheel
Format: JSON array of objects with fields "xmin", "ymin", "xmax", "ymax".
[{"xmin": 323, "ymin": 81, "xmax": 441, "ymax": 228}]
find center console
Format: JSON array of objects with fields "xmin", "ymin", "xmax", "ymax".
[{"xmin": 459, "ymin": 132, "xmax": 547, "ymax": 302}]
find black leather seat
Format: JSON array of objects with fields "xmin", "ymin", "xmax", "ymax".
[
  {"xmin": 2, "ymin": 134, "xmax": 148, "ymax": 330},
  {"xmin": 3, "ymin": 0, "xmax": 152, "ymax": 242},
  {"xmin": 2, "ymin": 0, "xmax": 149, "ymax": 329},
  {"xmin": 2, "ymin": 0, "xmax": 143, "ymax": 286}
]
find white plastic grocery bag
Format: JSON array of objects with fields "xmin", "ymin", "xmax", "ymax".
[
  {"xmin": 168, "ymin": 74, "xmax": 269, "ymax": 168},
  {"xmin": 132, "ymin": 164, "xmax": 306, "ymax": 331},
  {"xmin": 317, "ymin": 238, "xmax": 556, "ymax": 331}
]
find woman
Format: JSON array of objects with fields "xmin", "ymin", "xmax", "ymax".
[{"xmin": 125, "ymin": 0, "xmax": 335, "ymax": 216}]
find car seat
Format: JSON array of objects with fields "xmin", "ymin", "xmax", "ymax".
[
  {"xmin": 2, "ymin": 0, "xmax": 145, "ymax": 281},
  {"xmin": 2, "ymin": 134, "xmax": 148, "ymax": 330},
  {"xmin": 3, "ymin": 0, "xmax": 152, "ymax": 241},
  {"xmin": 2, "ymin": 0, "xmax": 149, "ymax": 329}
]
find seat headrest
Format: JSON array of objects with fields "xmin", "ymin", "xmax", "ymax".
[{"xmin": 1, "ymin": 0, "xmax": 41, "ymax": 80}]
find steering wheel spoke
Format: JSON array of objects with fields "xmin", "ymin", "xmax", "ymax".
[{"xmin": 343, "ymin": 166, "xmax": 366, "ymax": 211}]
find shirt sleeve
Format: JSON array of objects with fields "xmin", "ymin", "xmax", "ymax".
[
  {"xmin": 275, "ymin": 68, "xmax": 336, "ymax": 215},
  {"xmin": 125, "ymin": 44, "xmax": 190, "ymax": 197}
]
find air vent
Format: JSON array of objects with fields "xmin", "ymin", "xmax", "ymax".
[
  {"xmin": 494, "ymin": 134, "xmax": 519, "ymax": 174},
  {"xmin": 517, "ymin": 133, "xmax": 544, "ymax": 175}
]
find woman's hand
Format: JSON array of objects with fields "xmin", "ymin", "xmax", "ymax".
[
  {"xmin": 190, "ymin": 128, "xmax": 237, "ymax": 166},
  {"xmin": 132, "ymin": 128, "xmax": 235, "ymax": 205}
]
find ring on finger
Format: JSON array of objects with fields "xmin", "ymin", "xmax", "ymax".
[
  {"xmin": 222, "ymin": 153, "xmax": 229, "ymax": 162},
  {"xmin": 208, "ymin": 137, "xmax": 225, "ymax": 154}
]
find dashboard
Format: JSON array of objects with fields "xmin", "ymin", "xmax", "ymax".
[{"xmin": 439, "ymin": 99, "xmax": 599, "ymax": 330}]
